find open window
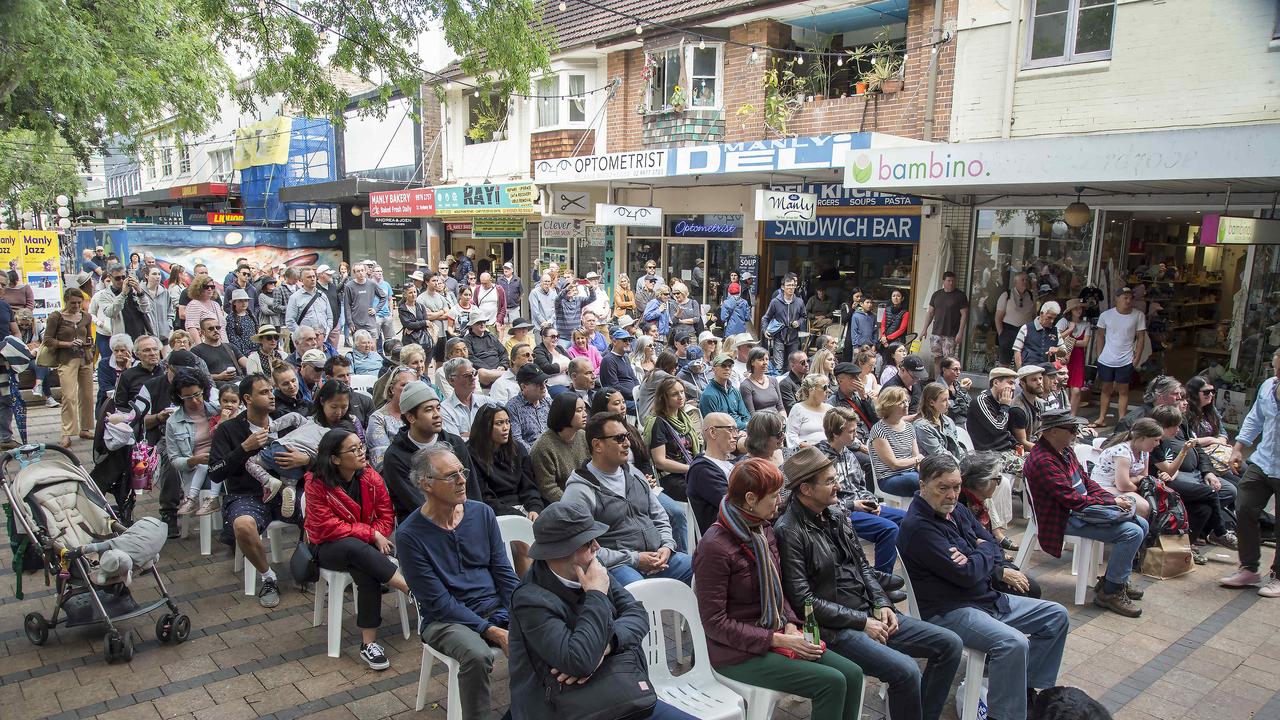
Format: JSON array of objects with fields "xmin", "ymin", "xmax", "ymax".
[
  {"xmin": 784, "ymin": 7, "xmax": 907, "ymax": 99},
  {"xmin": 466, "ymin": 92, "xmax": 509, "ymax": 145},
  {"xmin": 534, "ymin": 72, "xmax": 590, "ymax": 129}
]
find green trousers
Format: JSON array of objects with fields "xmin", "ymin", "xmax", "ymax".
[{"xmin": 717, "ymin": 649, "xmax": 864, "ymax": 720}]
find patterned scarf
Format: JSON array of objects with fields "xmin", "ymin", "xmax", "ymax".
[{"xmin": 716, "ymin": 497, "xmax": 786, "ymax": 631}]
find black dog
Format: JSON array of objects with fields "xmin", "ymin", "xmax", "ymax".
[{"xmin": 1031, "ymin": 686, "xmax": 1113, "ymax": 720}]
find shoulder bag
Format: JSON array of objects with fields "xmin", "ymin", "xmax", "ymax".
[
  {"xmin": 523, "ymin": 611, "xmax": 656, "ymax": 720},
  {"xmin": 36, "ymin": 312, "xmax": 60, "ymax": 368}
]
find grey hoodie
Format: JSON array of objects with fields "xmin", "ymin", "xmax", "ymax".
[{"xmin": 560, "ymin": 461, "xmax": 675, "ymax": 569}]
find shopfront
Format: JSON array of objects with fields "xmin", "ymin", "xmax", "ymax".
[{"xmin": 625, "ymin": 213, "xmax": 744, "ymax": 317}]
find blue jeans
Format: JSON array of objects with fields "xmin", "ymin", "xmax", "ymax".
[
  {"xmin": 826, "ymin": 613, "xmax": 964, "ymax": 720},
  {"xmin": 650, "ymin": 701, "xmax": 698, "ymax": 720},
  {"xmin": 851, "ymin": 506, "xmax": 906, "ymax": 574},
  {"xmin": 930, "ymin": 595, "xmax": 1070, "ymax": 720},
  {"xmin": 879, "ymin": 471, "xmax": 920, "ymax": 497},
  {"xmin": 657, "ymin": 491, "xmax": 689, "ymax": 554},
  {"xmin": 608, "ymin": 550, "xmax": 693, "ymax": 586},
  {"xmin": 1064, "ymin": 513, "xmax": 1149, "ymax": 587},
  {"xmin": 257, "ymin": 441, "xmax": 306, "ymax": 481},
  {"xmin": 34, "ymin": 366, "xmax": 52, "ymax": 394}
]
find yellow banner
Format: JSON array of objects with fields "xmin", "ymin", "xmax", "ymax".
[
  {"xmin": 233, "ymin": 116, "xmax": 294, "ymax": 170},
  {"xmin": 0, "ymin": 230, "xmax": 62, "ymax": 317}
]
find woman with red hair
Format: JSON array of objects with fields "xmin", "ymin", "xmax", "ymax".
[{"xmin": 693, "ymin": 457, "xmax": 864, "ymax": 719}]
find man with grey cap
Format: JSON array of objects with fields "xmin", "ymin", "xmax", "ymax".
[
  {"xmin": 776, "ymin": 445, "xmax": 964, "ymax": 720},
  {"xmin": 507, "ymin": 501, "xmax": 697, "ymax": 720},
  {"xmin": 396, "ymin": 441, "xmax": 518, "ymax": 720},
  {"xmin": 1010, "ymin": 364, "xmax": 1047, "ymax": 452},
  {"xmin": 382, "ymin": 380, "xmax": 479, "ymax": 521}
]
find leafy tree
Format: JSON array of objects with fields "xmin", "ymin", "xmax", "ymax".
[
  {"xmin": 0, "ymin": 131, "xmax": 83, "ymax": 226},
  {"xmin": 1, "ymin": 0, "xmax": 553, "ymax": 161}
]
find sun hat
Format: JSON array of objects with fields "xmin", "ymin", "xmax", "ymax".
[{"xmin": 782, "ymin": 445, "xmax": 835, "ymax": 489}]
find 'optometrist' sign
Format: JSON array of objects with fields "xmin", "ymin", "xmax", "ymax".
[{"xmin": 595, "ymin": 204, "xmax": 662, "ymax": 227}]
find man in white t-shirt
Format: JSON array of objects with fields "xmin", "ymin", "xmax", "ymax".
[{"xmin": 1091, "ymin": 287, "xmax": 1146, "ymax": 429}]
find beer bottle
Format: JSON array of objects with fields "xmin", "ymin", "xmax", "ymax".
[{"xmin": 803, "ymin": 599, "xmax": 820, "ymax": 645}]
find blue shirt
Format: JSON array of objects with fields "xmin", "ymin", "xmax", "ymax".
[
  {"xmin": 396, "ymin": 501, "xmax": 519, "ymax": 634},
  {"xmin": 374, "ymin": 280, "xmax": 393, "ymax": 318},
  {"xmin": 1238, "ymin": 377, "xmax": 1280, "ymax": 477}
]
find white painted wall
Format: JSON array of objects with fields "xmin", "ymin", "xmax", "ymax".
[
  {"xmin": 344, "ymin": 96, "xmax": 417, "ymax": 176},
  {"xmin": 951, "ymin": 0, "xmax": 1280, "ymax": 142}
]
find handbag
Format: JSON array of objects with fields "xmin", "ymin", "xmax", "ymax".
[
  {"xmin": 35, "ymin": 343, "xmax": 56, "ymax": 368},
  {"xmin": 290, "ymin": 540, "xmax": 320, "ymax": 584},
  {"xmin": 535, "ymin": 643, "xmax": 657, "ymax": 720},
  {"xmin": 1140, "ymin": 533, "xmax": 1194, "ymax": 579}
]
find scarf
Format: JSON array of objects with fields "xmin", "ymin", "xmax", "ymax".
[
  {"xmin": 716, "ymin": 497, "xmax": 786, "ymax": 631},
  {"xmin": 642, "ymin": 409, "xmax": 702, "ymax": 462}
]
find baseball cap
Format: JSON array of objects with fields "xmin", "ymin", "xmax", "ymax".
[
  {"xmin": 516, "ymin": 364, "xmax": 550, "ymax": 385},
  {"xmin": 316, "ymin": 264, "xmax": 333, "ymax": 275},
  {"xmin": 166, "ymin": 349, "xmax": 202, "ymax": 370},
  {"xmin": 610, "ymin": 327, "xmax": 634, "ymax": 340},
  {"xmin": 399, "ymin": 380, "xmax": 440, "ymax": 413},
  {"xmin": 903, "ymin": 354, "xmax": 928, "ymax": 380},
  {"xmin": 503, "ymin": 262, "xmax": 513, "ymax": 270},
  {"xmin": 712, "ymin": 352, "xmax": 734, "ymax": 367},
  {"xmin": 1116, "ymin": 286, "xmax": 1133, "ymax": 296},
  {"xmin": 301, "ymin": 349, "xmax": 328, "ymax": 367}
]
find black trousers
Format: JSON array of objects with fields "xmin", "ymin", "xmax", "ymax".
[
  {"xmin": 1167, "ymin": 474, "xmax": 1235, "ymax": 541},
  {"xmin": 316, "ymin": 537, "xmax": 398, "ymax": 629}
]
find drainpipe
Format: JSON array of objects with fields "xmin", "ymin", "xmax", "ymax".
[
  {"xmin": 1000, "ymin": 0, "xmax": 1024, "ymax": 139},
  {"xmin": 923, "ymin": 0, "xmax": 944, "ymax": 142}
]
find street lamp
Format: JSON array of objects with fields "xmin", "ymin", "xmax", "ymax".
[{"xmin": 56, "ymin": 195, "xmax": 72, "ymax": 230}]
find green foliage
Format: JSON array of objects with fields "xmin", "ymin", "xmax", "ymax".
[
  {"xmin": 762, "ymin": 60, "xmax": 804, "ymax": 137},
  {"xmin": 0, "ymin": 131, "xmax": 83, "ymax": 220}
]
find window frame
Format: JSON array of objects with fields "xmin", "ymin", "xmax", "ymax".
[
  {"xmin": 531, "ymin": 71, "xmax": 591, "ymax": 131},
  {"xmin": 535, "ymin": 76, "xmax": 560, "ymax": 129},
  {"xmin": 687, "ymin": 44, "xmax": 723, "ymax": 110},
  {"xmin": 178, "ymin": 145, "xmax": 191, "ymax": 174},
  {"xmin": 161, "ymin": 147, "xmax": 174, "ymax": 177},
  {"xmin": 647, "ymin": 47, "xmax": 682, "ymax": 112},
  {"xmin": 1024, "ymin": 0, "xmax": 1116, "ymax": 70}
]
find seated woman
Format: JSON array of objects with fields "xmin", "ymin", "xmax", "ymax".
[
  {"xmin": 740, "ymin": 346, "xmax": 784, "ymax": 415},
  {"xmin": 869, "ymin": 386, "xmax": 924, "ymax": 497},
  {"xmin": 1092, "ymin": 417, "xmax": 1160, "ymax": 520},
  {"xmin": 811, "ymin": 348, "xmax": 838, "ymax": 389},
  {"xmin": 694, "ymin": 458, "xmax": 864, "ymax": 720},
  {"xmin": 958, "ymin": 452, "xmax": 1042, "ymax": 599},
  {"xmin": 95, "ymin": 333, "xmax": 136, "ymax": 414},
  {"xmin": 166, "ymin": 368, "xmax": 220, "ymax": 517},
  {"xmin": 467, "ymin": 405, "xmax": 544, "ymax": 574},
  {"xmin": 566, "ymin": 327, "xmax": 602, "ymax": 374},
  {"xmin": 745, "ymin": 411, "xmax": 786, "ymax": 466},
  {"xmin": 644, "ymin": 377, "xmax": 701, "ymax": 502},
  {"xmin": 303, "ymin": 428, "xmax": 411, "ymax": 671},
  {"xmin": 243, "ymin": 324, "xmax": 287, "ymax": 377},
  {"xmin": 878, "ymin": 342, "xmax": 907, "ymax": 387},
  {"xmin": 349, "ymin": 330, "xmax": 384, "ymax": 376},
  {"xmin": 366, "ymin": 367, "xmax": 417, "ymax": 470},
  {"xmin": 530, "ymin": 392, "xmax": 589, "ymax": 503},
  {"xmin": 785, "ymin": 374, "xmax": 832, "ymax": 447},
  {"xmin": 912, "ymin": 382, "xmax": 964, "ymax": 461},
  {"xmin": 532, "ymin": 325, "xmax": 571, "ymax": 379}
]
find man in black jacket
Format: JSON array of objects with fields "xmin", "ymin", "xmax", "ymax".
[
  {"xmin": 112, "ymin": 335, "xmax": 164, "ymax": 412},
  {"xmin": 777, "ymin": 350, "xmax": 809, "ymax": 413},
  {"xmin": 381, "ymin": 381, "xmax": 478, "ymax": 522},
  {"xmin": 776, "ymin": 447, "xmax": 964, "ymax": 720}
]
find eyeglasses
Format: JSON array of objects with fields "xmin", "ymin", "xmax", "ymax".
[
  {"xmin": 453, "ymin": 372, "xmax": 476, "ymax": 381},
  {"xmin": 179, "ymin": 391, "xmax": 203, "ymax": 401},
  {"xmin": 708, "ymin": 425, "xmax": 737, "ymax": 432},
  {"xmin": 1200, "ymin": 388, "xmax": 1216, "ymax": 395},
  {"xmin": 601, "ymin": 432, "xmax": 631, "ymax": 445},
  {"xmin": 546, "ymin": 333, "xmax": 560, "ymax": 339},
  {"xmin": 795, "ymin": 358, "xmax": 810, "ymax": 365},
  {"xmin": 339, "ymin": 442, "xmax": 366, "ymax": 456},
  {"xmin": 429, "ymin": 468, "xmax": 470, "ymax": 483}
]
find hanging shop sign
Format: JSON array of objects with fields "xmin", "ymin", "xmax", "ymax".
[
  {"xmin": 767, "ymin": 183, "xmax": 920, "ymax": 207},
  {"xmin": 552, "ymin": 190, "xmax": 591, "ymax": 215},
  {"xmin": 1200, "ymin": 215, "xmax": 1280, "ymax": 245},
  {"xmin": 444, "ymin": 222, "xmax": 472, "ymax": 232},
  {"xmin": 737, "ymin": 254, "xmax": 760, "ymax": 279},
  {"xmin": 595, "ymin": 204, "xmax": 662, "ymax": 227},
  {"xmin": 754, "ymin": 189, "xmax": 817, "ymax": 222},
  {"xmin": 472, "ymin": 217, "xmax": 527, "ymax": 237},
  {"xmin": 666, "ymin": 214, "xmax": 744, "ymax": 238},
  {"xmin": 541, "ymin": 217, "xmax": 586, "ymax": 239},
  {"xmin": 434, "ymin": 183, "xmax": 537, "ymax": 216},
  {"xmin": 765, "ymin": 214, "xmax": 921, "ymax": 243},
  {"xmin": 370, "ymin": 188, "xmax": 436, "ymax": 217}
]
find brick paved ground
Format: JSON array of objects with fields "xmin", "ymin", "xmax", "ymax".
[{"xmin": 3, "ymin": 403, "xmax": 1280, "ymax": 720}]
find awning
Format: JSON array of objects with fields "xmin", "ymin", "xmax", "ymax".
[{"xmin": 278, "ymin": 177, "xmax": 410, "ymax": 204}]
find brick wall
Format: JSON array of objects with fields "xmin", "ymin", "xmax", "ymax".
[{"xmin": 531, "ymin": 129, "xmax": 596, "ymax": 169}]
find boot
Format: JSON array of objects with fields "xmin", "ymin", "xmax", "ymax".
[{"xmin": 162, "ymin": 511, "xmax": 180, "ymax": 539}]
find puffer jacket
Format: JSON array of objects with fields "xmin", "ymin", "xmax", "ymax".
[
  {"xmin": 302, "ymin": 465, "xmax": 395, "ymax": 545},
  {"xmin": 560, "ymin": 461, "xmax": 675, "ymax": 569}
]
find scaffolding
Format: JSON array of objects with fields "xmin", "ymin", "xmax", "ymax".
[{"xmin": 240, "ymin": 118, "xmax": 336, "ymax": 226}]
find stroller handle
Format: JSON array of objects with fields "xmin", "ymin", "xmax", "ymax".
[{"xmin": 2, "ymin": 443, "xmax": 81, "ymax": 474}]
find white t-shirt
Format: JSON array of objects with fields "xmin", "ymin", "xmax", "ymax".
[
  {"xmin": 1095, "ymin": 308, "xmax": 1146, "ymax": 367},
  {"xmin": 1091, "ymin": 441, "xmax": 1148, "ymax": 491}
]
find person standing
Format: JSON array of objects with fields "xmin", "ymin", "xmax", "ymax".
[
  {"xmin": 496, "ymin": 262, "xmax": 523, "ymax": 320},
  {"xmin": 762, "ymin": 273, "xmax": 806, "ymax": 371},
  {"xmin": 993, "ymin": 272, "xmax": 1035, "ymax": 366},
  {"xmin": 316, "ymin": 265, "xmax": 342, "ymax": 348},
  {"xmin": 342, "ymin": 262, "xmax": 386, "ymax": 341},
  {"xmin": 285, "ymin": 267, "xmax": 333, "ymax": 338},
  {"xmin": 1012, "ymin": 302, "xmax": 1061, "ymax": 370},
  {"xmin": 1091, "ymin": 287, "xmax": 1147, "ymax": 429},
  {"xmin": 921, "ymin": 271, "xmax": 969, "ymax": 378},
  {"xmin": 1221, "ymin": 347, "xmax": 1280, "ymax": 597},
  {"xmin": 45, "ymin": 289, "xmax": 95, "ymax": 447}
]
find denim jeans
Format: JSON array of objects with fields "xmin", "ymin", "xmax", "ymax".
[
  {"xmin": 608, "ymin": 550, "xmax": 693, "ymax": 586},
  {"xmin": 879, "ymin": 471, "xmax": 920, "ymax": 497},
  {"xmin": 826, "ymin": 613, "xmax": 964, "ymax": 720},
  {"xmin": 930, "ymin": 594, "xmax": 1070, "ymax": 720},
  {"xmin": 1064, "ymin": 513, "xmax": 1149, "ymax": 586},
  {"xmin": 257, "ymin": 441, "xmax": 306, "ymax": 481},
  {"xmin": 850, "ymin": 506, "xmax": 906, "ymax": 574},
  {"xmin": 657, "ymin": 491, "xmax": 689, "ymax": 554},
  {"xmin": 34, "ymin": 366, "xmax": 52, "ymax": 394}
]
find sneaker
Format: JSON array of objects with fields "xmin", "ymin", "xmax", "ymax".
[
  {"xmin": 1208, "ymin": 531, "xmax": 1239, "ymax": 551},
  {"xmin": 30, "ymin": 388, "xmax": 43, "ymax": 399},
  {"xmin": 45, "ymin": 397, "xmax": 59, "ymax": 408},
  {"xmin": 262, "ymin": 477, "xmax": 282, "ymax": 503},
  {"xmin": 360, "ymin": 642, "xmax": 390, "ymax": 671},
  {"xmin": 280, "ymin": 486, "xmax": 297, "ymax": 519},
  {"xmin": 1094, "ymin": 586, "xmax": 1142, "ymax": 618},
  {"xmin": 176, "ymin": 497, "xmax": 197, "ymax": 516},
  {"xmin": 1220, "ymin": 567, "xmax": 1264, "ymax": 588},
  {"xmin": 195, "ymin": 496, "xmax": 220, "ymax": 516},
  {"xmin": 258, "ymin": 579, "xmax": 281, "ymax": 608},
  {"xmin": 1192, "ymin": 547, "xmax": 1209, "ymax": 565},
  {"xmin": 1259, "ymin": 573, "xmax": 1280, "ymax": 598}
]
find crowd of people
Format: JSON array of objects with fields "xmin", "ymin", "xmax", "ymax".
[{"xmin": 17, "ymin": 244, "xmax": 1278, "ymax": 720}]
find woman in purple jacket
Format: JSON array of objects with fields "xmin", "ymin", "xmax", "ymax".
[{"xmin": 693, "ymin": 457, "xmax": 864, "ymax": 719}]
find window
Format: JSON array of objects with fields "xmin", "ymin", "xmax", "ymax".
[
  {"xmin": 1027, "ymin": 0, "xmax": 1115, "ymax": 68},
  {"xmin": 146, "ymin": 156, "xmax": 156, "ymax": 181},
  {"xmin": 210, "ymin": 149, "xmax": 233, "ymax": 181},
  {"xmin": 466, "ymin": 92, "xmax": 508, "ymax": 145},
  {"xmin": 161, "ymin": 147, "xmax": 173, "ymax": 176},
  {"xmin": 535, "ymin": 76, "xmax": 558, "ymax": 128},
  {"xmin": 648, "ymin": 48, "xmax": 681, "ymax": 111},
  {"xmin": 567, "ymin": 74, "xmax": 586, "ymax": 123},
  {"xmin": 178, "ymin": 145, "xmax": 191, "ymax": 173},
  {"xmin": 689, "ymin": 46, "xmax": 720, "ymax": 107},
  {"xmin": 533, "ymin": 73, "xmax": 588, "ymax": 129}
]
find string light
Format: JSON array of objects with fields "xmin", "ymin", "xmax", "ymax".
[
  {"xmin": 635, "ymin": 23, "xmax": 643, "ymax": 35},
  {"xmin": 749, "ymin": 47, "xmax": 759, "ymax": 63},
  {"xmin": 698, "ymin": 37, "xmax": 705, "ymax": 51},
  {"xmin": 796, "ymin": 54, "xmax": 804, "ymax": 65},
  {"xmin": 836, "ymin": 56, "xmax": 843, "ymax": 67},
  {"xmin": 558, "ymin": 0, "xmax": 566, "ymax": 10}
]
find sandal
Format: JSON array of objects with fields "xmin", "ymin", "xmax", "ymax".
[
  {"xmin": 60, "ymin": 435, "xmax": 73, "ymax": 448},
  {"xmin": 1000, "ymin": 536, "xmax": 1020, "ymax": 552},
  {"xmin": 78, "ymin": 431, "xmax": 94, "ymax": 440}
]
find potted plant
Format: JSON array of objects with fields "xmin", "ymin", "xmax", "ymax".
[
  {"xmin": 669, "ymin": 85, "xmax": 686, "ymax": 113},
  {"xmin": 862, "ymin": 42, "xmax": 904, "ymax": 93}
]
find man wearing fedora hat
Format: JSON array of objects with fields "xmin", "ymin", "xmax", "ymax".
[
  {"xmin": 776, "ymin": 446, "xmax": 964, "ymax": 720},
  {"xmin": 1010, "ymin": 365, "xmax": 1047, "ymax": 453},
  {"xmin": 507, "ymin": 501, "xmax": 697, "ymax": 720}
]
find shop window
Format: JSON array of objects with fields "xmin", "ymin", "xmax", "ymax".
[
  {"xmin": 178, "ymin": 145, "xmax": 191, "ymax": 174},
  {"xmin": 161, "ymin": 147, "xmax": 173, "ymax": 177},
  {"xmin": 466, "ymin": 92, "xmax": 509, "ymax": 145},
  {"xmin": 1026, "ymin": 0, "xmax": 1115, "ymax": 68},
  {"xmin": 647, "ymin": 48, "xmax": 682, "ymax": 111}
]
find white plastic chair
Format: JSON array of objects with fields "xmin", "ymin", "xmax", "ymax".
[
  {"xmin": 678, "ymin": 501, "xmax": 702, "ymax": 554},
  {"xmin": 311, "ymin": 557, "xmax": 412, "ymax": 658},
  {"xmin": 871, "ymin": 458, "xmax": 912, "ymax": 510},
  {"xmin": 496, "ymin": 514, "xmax": 534, "ymax": 568},
  {"xmin": 955, "ymin": 425, "xmax": 974, "ymax": 454},
  {"xmin": 1014, "ymin": 485, "xmax": 1105, "ymax": 605},
  {"xmin": 899, "ymin": 572, "xmax": 988, "ymax": 720},
  {"xmin": 415, "ymin": 643, "xmax": 464, "ymax": 718},
  {"xmin": 627, "ymin": 578, "xmax": 745, "ymax": 719},
  {"xmin": 348, "ymin": 373, "xmax": 377, "ymax": 396},
  {"xmin": 179, "ymin": 508, "xmax": 221, "ymax": 556},
  {"xmin": 232, "ymin": 520, "xmax": 290, "ymax": 596}
]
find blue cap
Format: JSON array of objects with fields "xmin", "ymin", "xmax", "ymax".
[
  {"xmin": 610, "ymin": 327, "xmax": 634, "ymax": 340},
  {"xmin": 685, "ymin": 346, "xmax": 703, "ymax": 360}
]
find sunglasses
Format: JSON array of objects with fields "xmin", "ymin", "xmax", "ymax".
[
  {"xmin": 1200, "ymin": 388, "xmax": 1216, "ymax": 395},
  {"xmin": 205, "ymin": 325, "xmax": 223, "ymax": 331},
  {"xmin": 601, "ymin": 432, "xmax": 631, "ymax": 445}
]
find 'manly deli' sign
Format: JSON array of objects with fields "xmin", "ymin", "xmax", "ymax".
[{"xmin": 754, "ymin": 189, "xmax": 816, "ymax": 222}]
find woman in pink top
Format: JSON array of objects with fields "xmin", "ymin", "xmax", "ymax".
[
  {"xmin": 183, "ymin": 275, "xmax": 228, "ymax": 344},
  {"xmin": 566, "ymin": 327, "xmax": 602, "ymax": 373}
]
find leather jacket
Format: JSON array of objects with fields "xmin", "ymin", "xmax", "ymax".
[{"xmin": 774, "ymin": 497, "xmax": 892, "ymax": 631}]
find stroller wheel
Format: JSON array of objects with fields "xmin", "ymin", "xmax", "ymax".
[
  {"xmin": 172, "ymin": 614, "xmax": 191, "ymax": 643},
  {"xmin": 156, "ymin": 614, "xmax": 173, "ymax": 643},
  {"xmin": 121, "ymin": 632, "xmax": 135, "ymax": 662},
  {"xmin": 103, "ymin": 629, "xmax": 125, "ymax": 664},
  {"xmin": 23, "ymin": 613, "xmax": 48, "ymax": 645}
]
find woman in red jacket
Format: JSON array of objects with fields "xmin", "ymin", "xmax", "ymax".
[{"xmin": 304, "ymin": 428, "xmax": 410, "ymax": 671}]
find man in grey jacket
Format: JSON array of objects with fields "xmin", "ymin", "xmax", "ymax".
[
  {"xmin": 341, "ymin": 262, "xmax": 386, "ymax": 338},
  {"xmin": 560, "ymin": 411, "xmax": 692, "ymax": 586},
  {"xmin": 528, "ymin": 272, "xmax": 557, "ymax": 332}
]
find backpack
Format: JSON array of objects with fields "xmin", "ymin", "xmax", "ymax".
[{"xmin": 1138, "ymin": 476, "xmax": 1189, "ymax": 536}]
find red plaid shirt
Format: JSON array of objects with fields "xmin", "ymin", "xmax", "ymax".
[{"xmin": 1024, "ymin": 439, "xmax": 1116, "ymax": 557}]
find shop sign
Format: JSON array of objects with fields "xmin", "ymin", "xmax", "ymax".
[
  {"xmin": 472, "ymin": 217, "xmax": 527, "ymax": 236},
  {"xmin": 541, "ymin": 217, "xmax": 585, "ymax": 239},
  {"xmin": 552, "ymin": 190, "xmax": 591, "ymax": 215},
  {"xmin": 587, "ymin": 225, "xmax": 610, "ymax": 247},
  {"xmin": 1201, "ymin": 214, "xmax": 1280, "ymax": 245},
  {"xmin": 104, "ymin": 198, "xmax": 123, "ymax": 209},
  {"xmin": 765, "ymin": 214, "xmax": 921, "ymax": 243},
  {"xmin": 152, "ymin": 215, "xmax": 184, "ymax": 226},
  {"xmin": 364, "ymin": 215, "xmax": 421, "ymax": 230},
  {"xmin": 535, "ymin": 134, "xmax": 872, "ymax": 183},
  {"xmin": 595, "ymin": 203, "xmax": 662, "ymax": 227},
  {"xmin": 737, "ymin": 254, "xmax": 760, "ymax": 280},
  {"xmin": 754, "ymin": 189, "xmax": 816, "ymax": 221},
  {"xmin": 444, "ymin": 222, "xmax": 472, "ymax": 232},
  {"xmin": 434, "ymin": 182, "xmax": 537, "ymax": 216},
  {"xmin": 370, "ymin": 187, "xmax": 435, "ymax": 217},
  {"xmin": 168, "ymin": 182, "xmax": 230, "ymax": 200},
  {"xmin": 768, "ymin": 183, "xmax": 919, "ymax": 207},
  {"xmin": 666, "ymin": 214, "xmax": 744, "ymax": 238},
  {"xmin": 209, "ymin": 211, "xmax": 245, "ymax": 224}
]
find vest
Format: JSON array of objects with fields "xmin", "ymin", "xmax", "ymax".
[{"xmin": 1021, "ymin": 320, "xmax": 1059, "ymax": 366}]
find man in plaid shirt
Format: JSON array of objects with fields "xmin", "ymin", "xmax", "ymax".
[{"xmin": 1024, "ymin": 409, "xmax": 1148, "ymax": 618}]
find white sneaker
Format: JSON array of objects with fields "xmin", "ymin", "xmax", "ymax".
[
  {"xmin": 31, "ymin": 388, "xmax": 43, "ymax": 399},
  {"xmin": 45, "ymin": 397, "xmax": 59, "ymax": 408},
  {"xmin": 262, "ymin": 477, "xmax": 282, "ymax": 503}
]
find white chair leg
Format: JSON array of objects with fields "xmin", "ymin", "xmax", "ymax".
[
  {"xmin": 961, "ymin": 650, "xmax": 987, "ymax": 720},
  {"xmin": 233, "ymin": 543, "xmax": 244, "ymax": 572},
  {"xmin": 415, "ymin": 645, "xmax": 435, "ymax": 711},
  {"xmin": 326, "ymin": 573, "xmax": 347, "ymax": 658},
  {"xmin": 311, "ymin": 572, "xmax": 326, "ymax": 628},
  {"xmin": 199, "ymin": 513, "xmax": 213, "ymax": 556},
  {"xmin": 398, "ymin": 591, "xmax": 412, "ymax": 640},
  {"xmin": 244, "ymin": 555, "xmax": 257, "ymax": 596},
  {"xmin": 1013, "ymin": 520, "xmax": 1036, "ymax": 569},
  {"xmin": 1074, "ymin": 541, "xmax": 1093, "ymax": 605},
  {"xmin": 267, "ymin": 525, "xmax": 285, "ymax": 563},
  {"xmin": 445, "ymin": 661, "xmax": 463, "ymax": 720}
]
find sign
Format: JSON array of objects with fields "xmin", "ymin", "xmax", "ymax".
[
  {"xmin": 209, "ymin": 211, "xmax": 245, "ymax": 225},
  {"xmin": 104, "ymin": 198, "xmax": 123, "ymax": 209},
  {"xmin": 666, "ymin": 214, "xmax": 744, "ymax": 238},
  {"xmin": 842, "ymin": 125, "xmax": 1280, "ymax": 190},
  {"xmin": 768, "ymin": 183, "xmax": 920, "ymax": 207},
  {"xmin": 434, "ymin": 183, "xmax": 537, "ymax": 216},
  {"xmin": 0, "ymin": 230, "xmax": 62, "ymax": 318},
  {"xmin": 737, "ymin": 254, "xmax": 760, "ymax": 280},
  {"xmin": 472, "ymin": 217, "xmax": 527, "ymax": 236},
  {"xmin": 233, "ymin": 116, "xmax": 294, "ymax": 170},
  {"xmin": 541, "ymin": 217, "xmax": 585, "ymax": 239},
  {"xmin": 370, "ymin": 187, "xmax": 436, "ymax": 217},
  {"xmin": 363, "ymin": 215, "xmax": 421, "ymax": 230},
  {"xmin": 152, "ymin": 215, "xmax": 183, "ymax": 226},
  {"xmin": 754, "ymin": 189, "xmax": 817, "ymax": 221},
  {"xmin": 1201, "ymin": 214, "xmax": 1280, "ymax": 245},
  {"xmin": 535, "ymin": 134, "xmax": 871, "ymax": 183},
  {"xmin": 765, "ymin": 214, "xmax": 922, "ymax": 243},
  {"xmin": 552, "ymin": 190, "xmax": 591, "ymax": 215},
  {"xmin": 595, "ymin": 204, "xmax": 662, "ymax": 227}
]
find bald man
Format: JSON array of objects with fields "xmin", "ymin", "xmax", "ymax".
[{"xmin": 685, "ymin": 412, "xmax": 741, "ymax": 534}]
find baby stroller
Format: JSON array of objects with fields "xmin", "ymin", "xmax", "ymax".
[{"xmin": 2, "ymin": 443, "xmax": 191, "ymax": 663}]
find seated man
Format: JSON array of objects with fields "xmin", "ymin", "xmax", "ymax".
[
  {"xmin": 508, "ymin": 502, "xmax": 697, "ymax": 720},
  {"xmin": 898, "ymin": 454, "xmax": 1070, "ymax": 720},
  {"xmin": 1009, "ymin": 365, "xmax": 1046, "ymax": 452},
  {"xmin": 881, "ymin": 354, "xmax": 928, "ymax": 415},
  {"xmin": 397, "ymin": 442, "xmax": 519, "ymax": 720},
  {"xmin": 323, "ymin": 355, "xmax": 373, "ymax": 425},
  {"xmin": 777, "ymin": 447, "xmax": 964, "ymax": 720},
  {"xmin": 561, "ymin": 411, "xmax": 693, "ymax": 586},
  {"xmin": 598, "ymin": 327, "xmax": 639, "ymax": 407},
  {"xmin": 565, "ymin": 356, "xmax": 597, "ymax": 400},
  {"xmin": 685, "ymin": 412, "xmax": 740, "ymax": 534},
  {"xmin": 699, "ymin": 353, "xmax": 750, "ymax": 430},
  {"xmin": 286, "ymin": 325, "xmax": 323, "ymax": 369},
  {"xmin": 506, "ymin": 364, "xmax": 551, "ymax": 452},
  {"xmin": 778, "ymin": 351, "xmax": 809, "ymax": 413},
  {"xmin": 383, "ymin": 381, "xmax": 478, "ymax": 522},
  {"xmin": 967, "ymin": 367, "xmax": 1018, "ymax": 454},
  {"xmin": 1024, "ymin": 409, "xmax": 1148, "ymax": 617},
  {"xmin": 297, "ymin": 349, "xmax": 326, "ymax": 403},
  {"xmin": 462, "ymin": 316, "xmax": 508, "ymax": 387},
  {"xmin": 440, "ymin": 357, "xmax": 496, "ymax": 439},
  {"xmin": 488, "ymin": 343, "xmax": 533, "ymax": 406},
  {"xmin": 192, "ymin": 316, "xmax": 246, "ymax": 383}
]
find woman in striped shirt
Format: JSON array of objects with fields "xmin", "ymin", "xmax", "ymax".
[{"xmin": 869, "ymin": 386, "xmax": 924, "ymax": 497}]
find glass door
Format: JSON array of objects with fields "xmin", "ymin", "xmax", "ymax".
[{"xmin": 664, "ymin": 241, "xmax": 705, "ymax": 294}]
